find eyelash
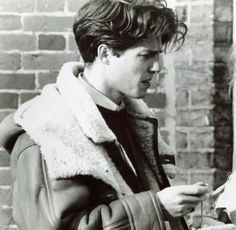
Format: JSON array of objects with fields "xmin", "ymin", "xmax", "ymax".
[{"xmin": 142, "ymin": 53, "xmax": 158, "ymax": 59}]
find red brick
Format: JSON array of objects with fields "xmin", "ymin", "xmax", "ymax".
[
  {"xmin": 214, "ymin": 0, "xmax": 232, "ymax": 22},
  {"xmin": 176, "ymin": 68, "xmax": 212, "ymax": 87},
  {"xmin": 156, "ymin": 72, "xmax": 166, "ymax": 89},
  {"xmin": 143, "ymin": 92, "xmax": 166, "ymax": 108},
  {"xmin": 177, "ymin": 151, "xmax": 214, "ymax": 169},
  {"xmin": 175, "ymin": 5, "xmax": 187, "ymax": 22},
  {"xmin": 23, "ymin": 16, "xmax": 74, "ymax": 32},
  {"xmin": 0, "ymin": 111, "xmax": 12, "ymax": 123},
  {"xmin": 0, "ymin": 0, "xmax": 34, "ymax": 12},
  {"xmin": 67, "ymin": 0, "xmax": 89, "ymax": 12},
  {"xmin": 0, "ymin": 53, "xmax": 20, "ymax": 70},
  {"xmin": 38, "ymin": 71, "xmax": 58, "ymax": 89},
  {"xmin": 36, "ymin": 0, "xmax": 65, "ymax": 12},
  {"xmin": 173, "ymin": 47, "xmax": 191, "ymax": 67},
  {"xmin": 0, "ymin": 74, "xmax": 35, "ymax": 90},
  {"xmin": 0, "ymin": 34, "xmax": 36, "ymax": 51},
  {"xmin": 176, "ymin": 89, "xmax": 188, "ymax": 108},
  {"xmin": 215, "ymin": 147, "xmax": 232, "ymax": 170},
  {"xmin": 192, "ymin": 42, "xmax": 214, "ymax": 63},
  {"xmin": 212, "ymin": 87, "xmax": 230, "ymax": 106},
  {"xmin": 148, "ymin": 72, "xmax": 165, "ymax": 91},
  {"xmin": 0, "ymin": 150, "xmax": 10, "ymax": 167},
  {"xmin": 214, "ymin": 22, "xmax": 232, "ymax": 43},
  {"xmin": 0, "ymin": 169, "xmax": 11, "ymax": 186},
  {"xmin": 215, "ymin": 126, "xmax": 232, "ymax": 147},
  {"xmin": 189, "ymin": 129, "xmax": 214, "ymax": 149},
  {"xmin": 190, "ymin": 4, "xmax": 213, "ymax": 23},
  {"xmin": 187, "ymin": 24, "xmax": 214, "ymax": 42},
  {"xmin": 150, "ymin": 109, "xmax": 165, "ymax": 127},
  {"xmin": 0, "ymin": 187, "xmax": 12, "ymax": 207},
  {"xmin": 0, "ymin": 15, "xmax": 21, "ymax": 31},
  {"xmin": 22, "ymin": 52, "xmax": 78, "ymax": 70},
  {"xmin": 176, "ymin": 131, "xmax": 188, "ymax": 149},
  {"xmin": 189, "ymin": 170, "xmax": 215, "ymax": 189},
  {"xmin": 214, "ymin": 170, "xmax": 230, "ymax": 188},
  {"xmin": 191, "ymin": 88, "xmax": 214, "ymax": 106},
  {"xmin": 69, "ymin": 34, "xmax": 78, "ymax": 51},
  {"xmin": 170, "ymin": 170, "xmax": 189, "ymax": 185},
  {"xmin": 3, "ymin": 226, "xmax": 19, "ymax": 230},
  {"xmin": 176, "ymin": 109, "xmax": 211, "ymax": 127},
  {"xmin": 214, "ymin": 45, "xmax": 231, "ymax": 63},
  {"xmin": 213, "ymin": 64, "xmax": 228, "ymax": 87},
  {"xmin": 159, "ymin": 130, "xmax": 170, "ymax": 145},
  {"xmin": 0, "ymin": 207, "xmax": 14, "ymax": 227},
  {"xmin": 0, "ymin": 93, "xmax": 18, "ymax": 109},
  {"xmin": 213, "ymin": 105, "xmax": 232, "ymax": 127},
  {"xmin": 38, "ymin": 34, "xmax": 66, "ymax": 50},
  {"xmin": 20, "ymin": 92, "xmax": 40, "ymax": 104}
]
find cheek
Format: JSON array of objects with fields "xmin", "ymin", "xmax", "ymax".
[{"xmin": 126, "ymin": 64, "xmax": 146, "ymax": 76}]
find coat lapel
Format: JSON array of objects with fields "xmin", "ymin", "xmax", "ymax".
[
  {"xmin": 13, "ymin": 62, "xmax": 169, "ymax": 197},
  {"xmin": 124, "ymin": 97, "xmax": 171, "ymax": 189}
]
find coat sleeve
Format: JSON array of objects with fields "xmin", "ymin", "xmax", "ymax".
[
  {"xmin": 11, "ymin": 134, "xmax": 166, "ymax": 230},
  {"xmin": 68, "ymin": 191, "xmax": 165, "ymax": 230}
]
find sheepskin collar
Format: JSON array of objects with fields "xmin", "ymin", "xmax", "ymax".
[
  {"xmin": 56, "ymin": 62, "xmax": 154, "ymax": 144},
  {"xmin": 14, "ymin": 62, "xmax": 155, "ymax": 197}
]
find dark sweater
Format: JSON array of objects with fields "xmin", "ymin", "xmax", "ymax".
[{"xmin": 97, "ymin": 105, "xmax": 143, "ymax": 192}]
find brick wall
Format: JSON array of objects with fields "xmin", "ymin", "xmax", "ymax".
[
  {"xmin": 163, "ymin": 0, "xmax": 233, "ymax": 213},
  {"xmin": 0, "ymin": 0, "xmax": 82, "ymax": 228},
  {"xmin": 0, "ymin": 0, "xmax": 233, "ymax": 228}
]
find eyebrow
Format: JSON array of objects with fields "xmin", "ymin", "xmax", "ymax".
[{"xmin": 140, "ymin": 50, "xmax": 163, "ymax": 55}]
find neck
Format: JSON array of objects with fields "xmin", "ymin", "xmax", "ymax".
[{"xmin": 83, "ymin": 63, "xmax": 122, "ymax": 104}]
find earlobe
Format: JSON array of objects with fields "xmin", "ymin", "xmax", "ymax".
[{"xmin": 97, "ymin": 44, "xmax": 111, "ymax": 64}]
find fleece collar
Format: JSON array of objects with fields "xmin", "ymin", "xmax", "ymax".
[
  {"xmin": 14, "ymin": 62, "xmax": 154, "ymax": 197},
  {"xmin": 56, "ymin": 62, "xmax": 116, "ymax": 144}
]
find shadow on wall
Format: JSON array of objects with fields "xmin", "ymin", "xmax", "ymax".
[{"xmin": 212, "ymin": 55, "xmax": 233, "ymax": 188}]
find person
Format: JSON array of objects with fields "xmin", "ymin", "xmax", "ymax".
[
  {"xmin": 0, "ymin": 0, "xmax": 215, "ymax": 229},
  {"xmin": 210, "ymin": 46, "xmax": 236, "ymax": 227}
]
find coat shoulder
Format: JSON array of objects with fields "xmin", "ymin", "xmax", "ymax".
[{"xmin": 13, "ymin": 132, "xmax": 38, "ymax": 157}]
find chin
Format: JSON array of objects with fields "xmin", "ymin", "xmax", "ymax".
[{"xmin": 131, "ymin": 92, "xmax": 147, "ymax": 99}]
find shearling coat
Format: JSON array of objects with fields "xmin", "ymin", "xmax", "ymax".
[{"xmin": 0, "ymin": 63, "xmax": 188, "ymax": 230}]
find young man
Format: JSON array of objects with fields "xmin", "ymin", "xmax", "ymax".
[{"xmin": 0, "ymin": 0, "xmax": 210, "ymax": 229}]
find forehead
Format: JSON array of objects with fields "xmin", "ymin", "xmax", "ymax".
[{"xmin": 128, "ymin": 37, "xmax": 162, "ymax": 52}]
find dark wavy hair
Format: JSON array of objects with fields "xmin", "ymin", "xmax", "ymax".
[{"xmin": 73, "ymin": 0, "xmax": 187, "ymax": 63}]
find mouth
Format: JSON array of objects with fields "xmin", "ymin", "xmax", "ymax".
[{"xmin": 141, "ymin": 79, "xmax": 152, "ymax": 87}]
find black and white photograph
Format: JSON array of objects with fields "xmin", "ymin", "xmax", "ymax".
[{"xmin": 0, "ymin": 0, "xmax": 235, "ymax": 229}]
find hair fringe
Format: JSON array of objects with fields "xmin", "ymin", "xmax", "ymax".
[{"xmin": 73, "ymin": 0, "xmax": 187, "ymax": 62}]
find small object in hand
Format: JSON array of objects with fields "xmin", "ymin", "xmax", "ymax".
[
  {"xmin": 200, "ymin": 201, "xmax": 203, "ymax": 228},
  {"xmin": 189, "ymin": 207, "xmax": 195, "ymax": 213}
]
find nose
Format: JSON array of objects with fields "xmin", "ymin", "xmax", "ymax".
[{"xmin": 147, "ymin": 60, "xmax": 161, "ymax": 74}]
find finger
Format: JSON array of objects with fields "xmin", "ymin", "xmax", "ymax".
[
  {"xmin": 177, "ymin": 184, "xmax": 209, "ymax": 196},
  {"xmin": 199, "ymin": 224, "xmax": 236, "ymax": 230},
  {"xmin": 179, "ymin": 194, "xmax": 208, "ymax": 204},
  {"xmin": 182, "ymin": 206, "xmax": 195, "ymax": 216}
]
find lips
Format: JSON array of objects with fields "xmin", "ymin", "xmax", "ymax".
[{"xmin": 141, "ymin": 79, "xmax": 151, "ymax": 88}]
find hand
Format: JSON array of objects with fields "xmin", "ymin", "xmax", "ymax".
[
  {"xmin": 157, "ymin": 182, "xmax": 209, "ymax": 218},
  {"xmin": 190, "ymin": 215, "xmax": 235, "ymax": 229},
  {"xmin": 195, "ymin": 224, "xmax": 236, "ymax": 230}
]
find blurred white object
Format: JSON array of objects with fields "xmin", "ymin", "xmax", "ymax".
[{"xmin": 214, "ymin": 171, "xmax": 236, "ymax": 224}]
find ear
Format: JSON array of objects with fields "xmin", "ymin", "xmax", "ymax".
[{"xmin": 97, "ymin": 44, "xmax": 112, "ymax": 64}]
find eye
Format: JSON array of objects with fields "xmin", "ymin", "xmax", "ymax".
[
  {"xmin": 143, "ymin": 53, "xmax": 154, "ymax": 59},
  {"xmin": 141, "ymin": 52, "xmax": 159, "ymax": 60}
]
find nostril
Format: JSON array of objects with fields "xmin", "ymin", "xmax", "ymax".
[
  {"xmin": 147, "ymin": 66, "xmax": 157, "ymax": 74},
  {"xmin": 147, "ymin": 67, "xmax": 153, "ymax": 74}
]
